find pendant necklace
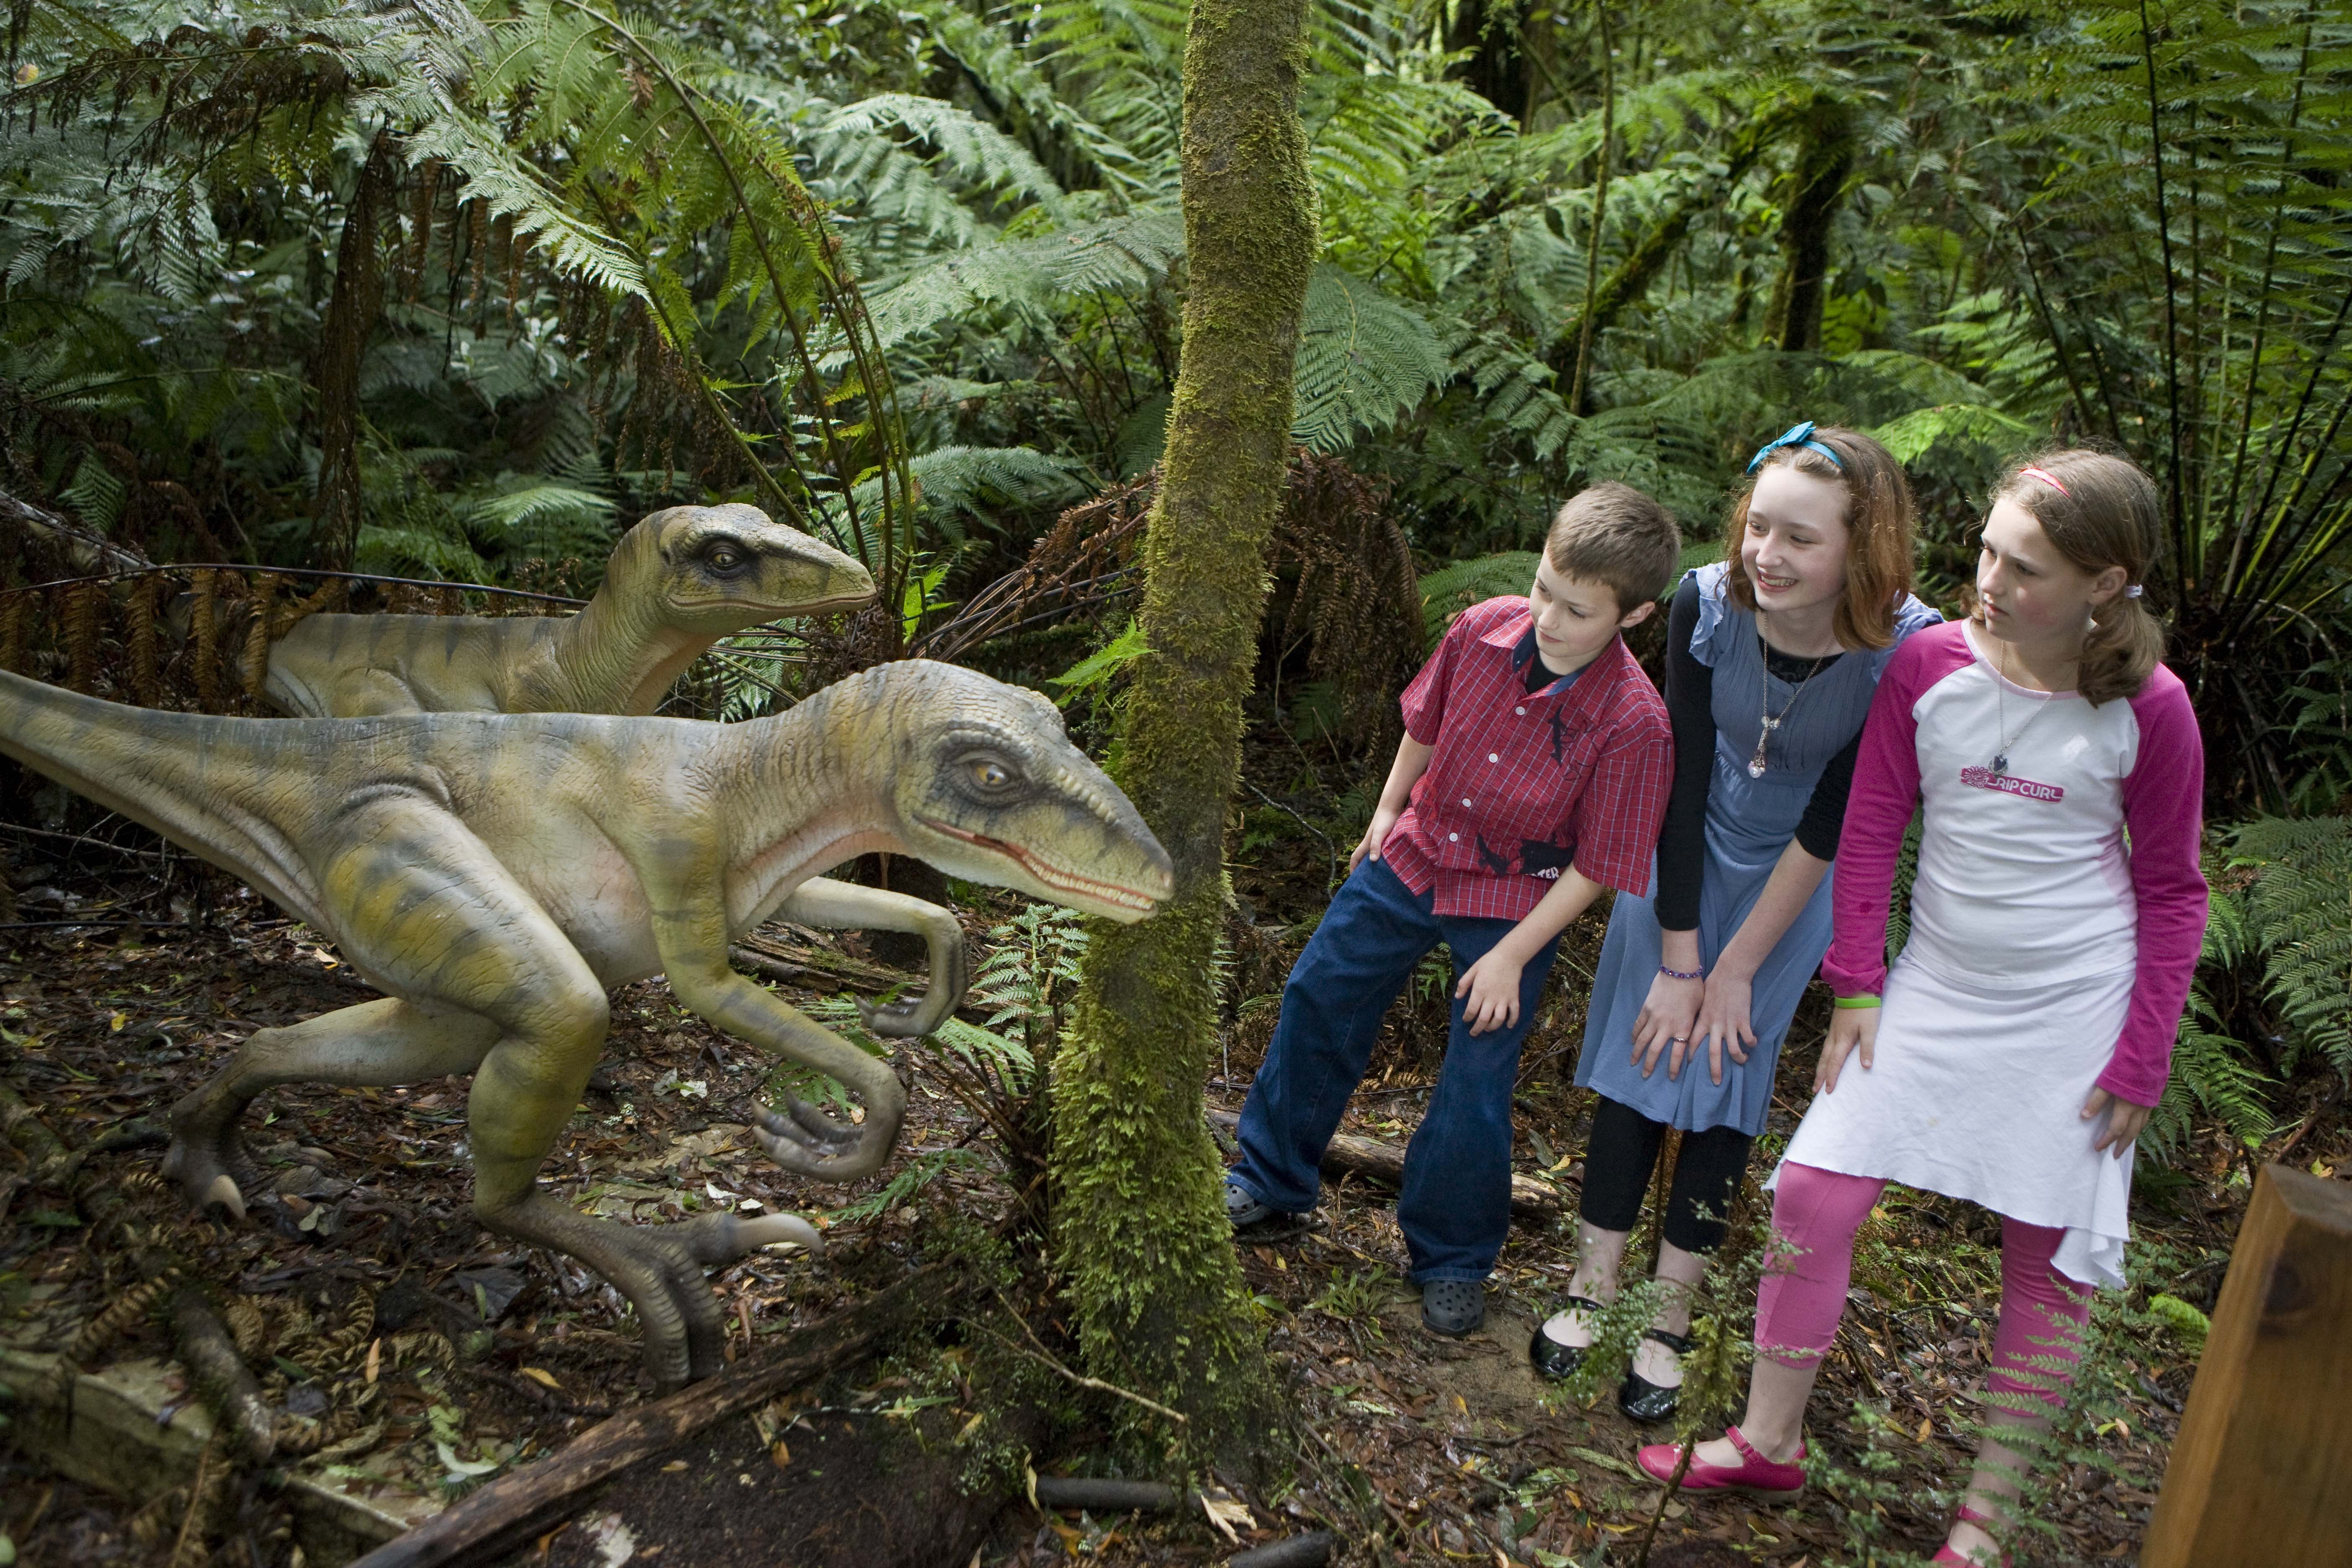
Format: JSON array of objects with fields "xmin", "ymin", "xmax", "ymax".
[
  {"xmin": 1988, "ymin": 635, "xmax": 2053, "ymax": 776},
  {"xmin": 1749, "ymin": 617, "xmax": 1831, "ymax": 779}
]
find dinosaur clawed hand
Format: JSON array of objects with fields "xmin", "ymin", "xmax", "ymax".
[
  {"xmin": 856, "ymin": 991, "xmax": 946, "ymax": 1039},
  {"xmin": 479, "ymin": 1194, "xmax": 822, "ymax": 1391},
  {"xmin": 750, "ymin": 1094, "xmax": 899, "ymax": 1179},
  {"xmin": 854, "ymin": 925, "xmax": 966, "ymax": 1040}
]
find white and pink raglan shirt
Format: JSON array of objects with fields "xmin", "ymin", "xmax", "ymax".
[{"xmin": 1783, "ymin": 619, "xmax": 2208, "ymax": 1286}]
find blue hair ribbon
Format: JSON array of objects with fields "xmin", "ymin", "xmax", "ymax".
[{"xmin": 1746, "ymin": 420, "xmax": 1842, "ymax": 473}]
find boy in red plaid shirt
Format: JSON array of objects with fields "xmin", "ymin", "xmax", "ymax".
[{"xmin": 1228, "ymin": 484, "xmax": 1681, "ymax": 1335}]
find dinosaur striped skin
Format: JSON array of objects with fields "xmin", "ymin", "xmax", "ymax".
[
  {"xmin": 0, "ymin": 661, "xmax": 1170, "ymax": 1390},
  {"xmin": 265, "ymin": 504, "xmax": 873, "ymax": 718}
]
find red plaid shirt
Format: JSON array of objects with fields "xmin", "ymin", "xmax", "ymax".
[{"xmin": 1382, "ymin": 596, "xmax": 1672, "ymax": 921}]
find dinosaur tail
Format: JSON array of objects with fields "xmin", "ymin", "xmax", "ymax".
[{"xmin": 0, "ymin": 669, "xmax": 331, "ymax": 927}]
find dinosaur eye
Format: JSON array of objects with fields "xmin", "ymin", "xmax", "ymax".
[
  {"xmin": 704, "ymin": 542, "xmax": 745, "ymax": 572},
  {"xmin": 970, "ymin": 759, "xmax": 1012, "ymax": 790}
]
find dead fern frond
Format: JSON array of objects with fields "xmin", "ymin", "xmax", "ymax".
[
  {"xmin": 317, "ymin": 1289, "xmax": 377, "ymax": 1372},
  {"xmin": 0, "ymin": 593, "xmax": 28, "ymax": 673},
  {"xmin": 129, "ymin": 1483, "xmax": 190, "ymax": 1547},
  {"xmin": 63, "ymin": 579, "xmax": 101, "ymax": 692},
  {"xmin": 222, "ymin": 1294, "xmax": 267, "ymax": 1362},
  {"xmin": 126, "ymin": 574, "xmax": 161, "ymax": 705},
  {"xmin": 389, "ymin": 1326, "xmax": 456, "ymax": 1372},
  {"xmin": 168, "ymin": 1429, "xmax": 235, "ymax": 1568},
  {"xmin": 61, "ymin": 1267, "xmax": 180, "ymax": 1366},
  {"xmin": 239, "ymin": 573, "xmax": 278, "ymax": 703},
  {"xmin": 191, "ymin": 569, "xmax": 222, "ymax": 706}
]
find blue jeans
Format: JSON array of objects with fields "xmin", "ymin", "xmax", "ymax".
[{"xmin": 1230, "ymin": 856, "xmax": 1560, "ymax": 1282}]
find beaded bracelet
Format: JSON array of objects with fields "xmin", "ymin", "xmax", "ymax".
[
  {"xmin": 1657, "ymin": 964, "xmax": 1705, "ymax": 982},
  {"xmin": 1832, "ymin": 994, "xmax": 1883, "ymax": 1010}
]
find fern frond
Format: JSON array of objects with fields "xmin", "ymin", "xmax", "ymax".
[
  {"xmin": 1415, "ymin": 553, "xmax": 1540, "ymax": 648},
  {"xmin": 1292, "ymin": 263, "xmax": 1449, "ymax": 454}
]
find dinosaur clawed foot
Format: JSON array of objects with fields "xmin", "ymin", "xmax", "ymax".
[
  {"xmin": 163, "ymin": 1081, "xmax": 263, "ymax": 1225},
  {"xmin": 750, "ymin": 1095, "xmax": 897, "ymax": 1180},
  {"xmin": 480, "ymin": 1194, "xmax": 815, "ymax": 1391},
  {"xmin": 669, "ymin": 1207, "xmax": 826, "ymax": 1265}
]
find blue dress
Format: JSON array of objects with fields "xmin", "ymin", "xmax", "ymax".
[{"xmin": 1574, "ymin": 563, "xmax": 1940, "ymax": 1135}]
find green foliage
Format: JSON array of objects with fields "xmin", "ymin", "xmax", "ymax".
[
  {"xmin": 1415, "ymin": 552, "xmax": 1540, "ymax": 647},
  {"xmin": 2227, "ymin": 815, "xmax": 2352, "ymax": 1079},
  {"xmin": 1291, "ymin": 265, "xmax": 1449, "ymax": 454}
]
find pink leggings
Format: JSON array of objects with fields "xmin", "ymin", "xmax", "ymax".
[{"xmin": 1756, "ymin": 1163, "xmax": 2093, "ymax": 1414}]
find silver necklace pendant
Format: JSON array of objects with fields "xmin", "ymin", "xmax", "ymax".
[
  {"xmin": 1991, "ymin": 753, "xmax": 2008, "ymax": 776},
  {"xmin": 1747, "ymin": 735, "xmax": 1770, "ymax": 778}
]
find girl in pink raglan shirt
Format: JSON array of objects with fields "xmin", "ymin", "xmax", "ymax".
[{"xmin": 1636, "ymin": 451, "xmax": 2208, "ymax": 1568}]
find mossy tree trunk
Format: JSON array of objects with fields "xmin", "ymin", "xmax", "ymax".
[
  {"xmin": 1761, "ymin": 91, "xmax": 1855, "ymax": 353},
  {"xmin": 1047, "ymin": 0, "xmax": 1318, "ymax": 1456}
]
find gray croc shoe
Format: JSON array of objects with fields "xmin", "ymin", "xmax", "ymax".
[
  {"xmin": 1421, "ymin": 1278, "xmax": 1485, "ymax": 1337},
  {"xmin": 1226, "ymin": 1178, "xmax": 1314, "ymax": 1240},
  {"xmin": 1225, "ymin": 1177, "xmax": 1275, "ymax": 1228}
]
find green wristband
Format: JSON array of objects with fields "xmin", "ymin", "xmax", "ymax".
[{"xmin": 1832, "ymin": 994, "xmax": 1883, "ymax": 1010}]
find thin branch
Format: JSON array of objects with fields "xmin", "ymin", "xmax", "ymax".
[
  {"xmin": 2136, "ymin": 0, "xmax": 2187, "ymax": 533},
  {"xmin": 974, "ymin": 1300, "xmax": 1189, "ymax": 1426},
  {"xmin": 1567, "ymin": 0, "xmax": 1616, "ymax": 415}
]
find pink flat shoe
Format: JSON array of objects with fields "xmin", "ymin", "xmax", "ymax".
[
  {"xmin": 1932, "ymin": 1505, "xmax": 2012, "ymax": 1566},
  {"xmin": 1635, "ymin": 1425, "xmax": 1805, "ymax": 1500}
]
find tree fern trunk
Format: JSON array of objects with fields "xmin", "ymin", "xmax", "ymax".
[
  {"xmin": 312, "ymin": 134, "xmax": 398, "ymax": 572},
  {"xmin": 1047, "ymin": 0, "xmax": 1318, "ymax": 1457},
  {"xmin": 1761, "ymin": 92, "xmax": 1854, "ymax": 353}
]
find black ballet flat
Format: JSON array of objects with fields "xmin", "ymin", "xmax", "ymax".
[
  {"xmin": 1617, "ymin": 1327, "xmax": 1693, "ymax": 1424},
  {"xmin": 1529, "ymin": 1295, "xmax": 1605, "ymax": 1381}
]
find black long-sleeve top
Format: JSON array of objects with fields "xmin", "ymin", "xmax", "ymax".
[{"xmin": 1653, "ymin": 576, "xmax": 1861, "ymax": 933}]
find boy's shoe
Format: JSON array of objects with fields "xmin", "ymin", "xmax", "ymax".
[
  {"xmin": 1635, "ymin": 1426, "xmax": 1805, "ymax": 1500},
  {"xmin": 1421, "ymin": 1279, "xmax": 1485, "ymax": 1337},
  {"xmin": 1225, "ymin": 1178, "xmax": 1314, "ymax": 1240},
  {"xmin": 1529, "ymin": 1295, "xmax": 1604, "ymax": 1380}
]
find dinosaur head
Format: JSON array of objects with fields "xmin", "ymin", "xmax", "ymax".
[
  {"xmin": 871, "ymin": 663, "xmax": 1174, "ymax": 923},
  {"xmin": 625, "ymin": 503, "xmax": 874, "ymax": 631}
]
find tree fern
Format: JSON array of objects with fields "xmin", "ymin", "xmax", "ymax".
[
  {"xmin": 2229, "ymin": 815, "xmax": 2352, "ymax": 1079},
  {"xmin": 1414, "ymin": 552, "xmax": 1540, "ymax": 648}
]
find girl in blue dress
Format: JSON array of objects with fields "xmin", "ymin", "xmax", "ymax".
[{"xmin": 1533, "ymin": 423, "xmax": 1940, "ymax": 1420}]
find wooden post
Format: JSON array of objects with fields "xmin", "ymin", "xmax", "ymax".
[{"xmin": 2143, "ymin": 1165, "xmax": 2352, "ymax": 1567}]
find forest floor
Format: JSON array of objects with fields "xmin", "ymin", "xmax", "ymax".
[{"xmin": 1, "ymin": 828, "xmax": 2342, "ymax": 1568}]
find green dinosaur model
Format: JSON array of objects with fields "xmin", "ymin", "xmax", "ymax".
[
  {"xmin": 265, "ymin": 500, "xmax": 941, "ymax": 1008},
  {"xmin": 265, "ymin": 503, "xmax": 873, "ymax": 718},
  {"xmin": 0, "ymin": 662, "xmax": 1170, "ymax": 1388}
]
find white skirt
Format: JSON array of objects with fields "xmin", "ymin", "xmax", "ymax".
[{"xmin": 1771, "ymin": 953, "xmax": 2137, "ymax": 1288}]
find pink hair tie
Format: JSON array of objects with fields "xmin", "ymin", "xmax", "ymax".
[{"xmin": 2019, "ymin": 465, "xmax": 2070, "ymax": 496}]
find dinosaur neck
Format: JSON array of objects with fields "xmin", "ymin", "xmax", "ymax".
[
  {"xmin": 715, "ymin": 677, "xmax": 905, "ymax": 922},
  {"xmin": 549, "ymin": 575, "xmax": 708, "ymax": 716}
]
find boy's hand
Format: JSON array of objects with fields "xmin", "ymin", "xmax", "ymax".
[
  {"xmin": 1815, "ymin": 1005, "xmax": 1878, "ymax": 1093},
  {"xmin": 1455, "ymin": 947, "xmax": 1527, "ymax": 1035},
  {"xmin": 1351, "ymin": 807, "xmax": 1402, "ymax": 869},
  {"xmin": 2081, "ymin": 1087, "xmax": 2152, "ymax": 1159},
  {"xmin": 1631, "ymin": 972, "xmax": 1702, "ymax": 1079}
]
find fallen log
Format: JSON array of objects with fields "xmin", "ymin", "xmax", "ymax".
[
  {"xmin": 347, "ymin": 1263, "xmax": 963, "ymax": 1568},
  {"xmin": 1205, "ymin": 1109, "xmax": 1563, "ymax": 1221}
]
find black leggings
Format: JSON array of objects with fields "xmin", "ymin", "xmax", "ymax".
[{"xmin": 1578, "ymin": 1093, "xmax": 1754, "ymax": 1254}]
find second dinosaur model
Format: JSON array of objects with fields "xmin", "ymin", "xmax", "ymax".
[
  {"xmin": 0, "ymin": 660, "xmax": 1171, "ymax": 1389},
  {"xmin": 265, "ymin": 503, "xmax": 873, "ymax": 718}
]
